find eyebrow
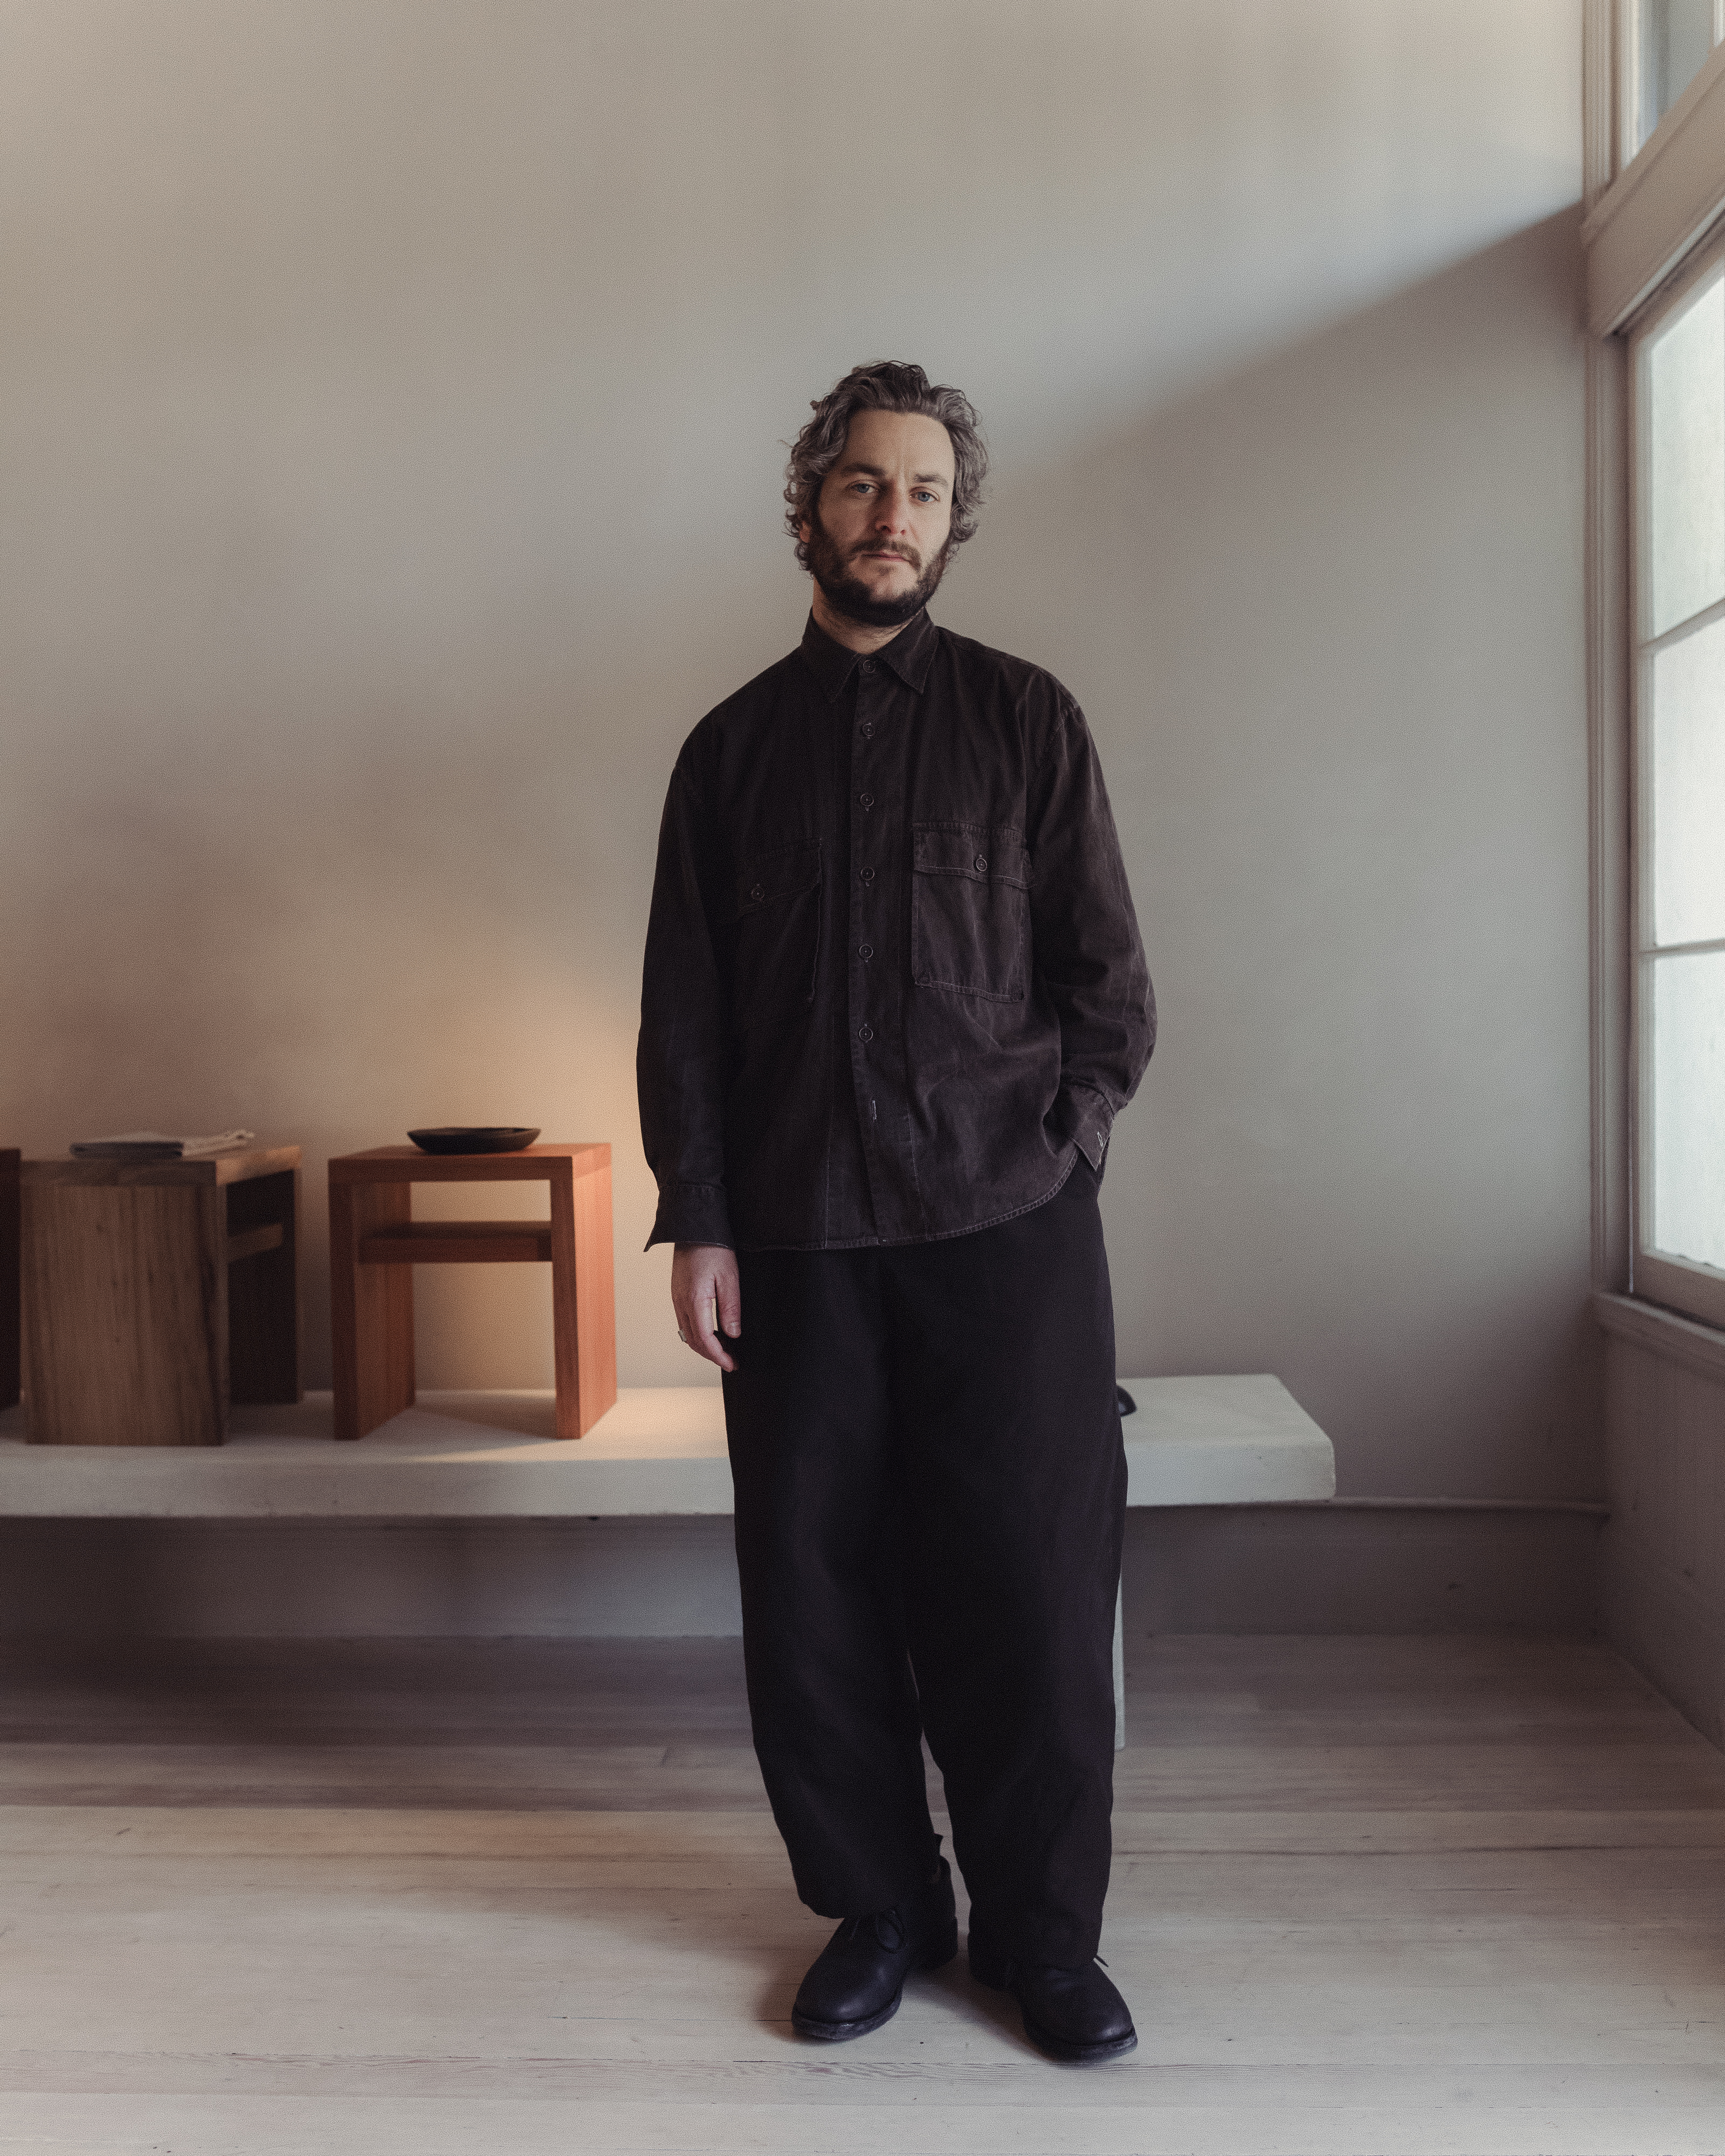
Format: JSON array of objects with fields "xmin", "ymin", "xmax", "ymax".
[{"xmin": 838, "ymin": 460, "xmax": 951, "ymax": 487}]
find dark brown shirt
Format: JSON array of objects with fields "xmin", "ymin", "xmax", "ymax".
[{"xmin": 637, "ymin": 608, "xmax": 1154, "ymax": 1250}]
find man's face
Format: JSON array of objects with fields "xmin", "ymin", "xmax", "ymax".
[{"xmin": 801, "ymin": 408, "xmax": 957, "ymax": 628}]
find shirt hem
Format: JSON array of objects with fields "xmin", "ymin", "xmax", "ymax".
[{"xmin": 732, "ymin": 1152, "xmax": 1082, "ymax": 1253}]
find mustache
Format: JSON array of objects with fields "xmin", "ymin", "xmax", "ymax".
[{"xmin": 850, "ymin": 540, "xmax": 921, "ymax": 569}]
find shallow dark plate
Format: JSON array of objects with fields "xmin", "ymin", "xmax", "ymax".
[{"xmin": 407, "ymin": 1127, "xmax": 541, "ymax": 1155}]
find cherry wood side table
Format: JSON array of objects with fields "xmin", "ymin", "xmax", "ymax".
[
  {"xmin": 327, "ymin": 1144, "xmax": 616, "ymax": 1442},
  {"xmin": 19, "ymin": 1144, "xmax": 301, "ymax": 1446}
]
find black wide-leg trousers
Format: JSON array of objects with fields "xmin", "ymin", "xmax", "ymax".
[{"xmin": 721, "ymin": 1159, "xmax": 1126, "ymax": 1968}]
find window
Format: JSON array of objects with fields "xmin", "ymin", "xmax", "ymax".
[
  {"xmin": 1632, "ymin": 240, "xmax": 1725, "ymax": 1325},
  {"xmin": 1633, "ymin": 0, "xmax": 1724, "ymax": 153}
]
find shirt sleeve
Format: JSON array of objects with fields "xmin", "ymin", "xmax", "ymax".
[
  {"xmin": 1027, "ymin": 695, "xmax": 1156, "ymax": 1171},
  {"xmin": 636, "ymin": 749, "xmax": 736, "ymax": 1250}
]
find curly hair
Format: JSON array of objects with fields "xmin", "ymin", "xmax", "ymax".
[{"xmin": 784, "ymin": 361, "xmax": 988, "ymax": 569}]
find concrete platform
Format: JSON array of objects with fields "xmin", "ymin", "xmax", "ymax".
[{"xmin": 0, "ymin": 1374, "xmax": 1334, "ymax": 1519}]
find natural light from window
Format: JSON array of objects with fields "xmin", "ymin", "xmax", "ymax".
[
  {"xmin": 1637, "ymin": 0, "xmax": 1724, "ymax": 150},
  {"xmin": 1639, "ymin": 258, "xmax": 1725, "ymax": 1286}
]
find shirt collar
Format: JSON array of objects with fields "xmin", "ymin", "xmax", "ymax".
[{"xmin": 798, "ymin": 606, "xmax": 937, "ymax": 702}]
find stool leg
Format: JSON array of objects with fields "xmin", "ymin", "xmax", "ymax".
[
  {"xmin": 549, "ymin": 1156, "xmax": 616, "ymax": 1439},
  {"xmin": 330, "ymin": 1179, "xmax": 414, "ymax": 1441},
  {"xmin": 1, "ymin": 1149, "xmax": 18, "ymax": 1413},
  {"xmin": 227, "ymin": 1169, "xmax": 300, "ymax": 1405}
]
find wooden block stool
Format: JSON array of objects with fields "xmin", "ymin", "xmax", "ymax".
[
  {"xmin": 328, "ymin": 1144, "xmax": 616, "ymax": 1442},
  {"xmin": 20, "ymin": 1145, "xmax": 302, "ymax": 1446}
]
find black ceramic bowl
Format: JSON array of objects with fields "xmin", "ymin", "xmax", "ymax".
[{"xmin": 407, "ymin": 1127, "xmax": 541, "ymax": 1155}]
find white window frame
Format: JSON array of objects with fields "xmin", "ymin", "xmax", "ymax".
[
  {"xmin": 1590, "ymin": 13, "xmax": 1725, "ymax": 331},
  {"xmin": 1585, "ymin": 0, "xmax": 1725, "ymax": 1337},
  {"xmin": 1626, "ymin": 232, "xmax": 1725, "ymax": 1328}
]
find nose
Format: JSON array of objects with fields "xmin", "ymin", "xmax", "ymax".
[{"xmin": 871, "ymin": 482, "xmax": 914, "ymax": 534}]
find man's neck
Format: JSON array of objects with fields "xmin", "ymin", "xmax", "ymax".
[{"xmin": 809, "ymin": 585, "xmax": 915, "ymax": 655}]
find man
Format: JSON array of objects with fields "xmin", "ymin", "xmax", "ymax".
[{"xmin": 637, "ymin": 361, "xmax": 1154, "ymax": 2063}]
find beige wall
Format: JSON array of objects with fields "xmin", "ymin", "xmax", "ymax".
[{"xmin": 2, "ymin": 2, "xmax": 1591, "ymax": 1497}]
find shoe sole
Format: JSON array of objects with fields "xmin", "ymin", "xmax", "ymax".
[
  {"xmin": 791, "ymin": 1925, "xmax": 958, "ymax": 2043},
  {"xmin": 791, "ymin": 1991, "xmax": 902, "ymax": 2042},
  {"xmin": 1021, "ymin": 2016, "xmax": 1138, "ymax": 2064},
  {"xmin": 969, "ymin": 1950, "xmax": 1138, "ymax": 2065}
]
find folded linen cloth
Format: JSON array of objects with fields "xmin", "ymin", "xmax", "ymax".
[{"xmin": 70, "ymin": 1129, "xmax": 257, "ymax": 1161}]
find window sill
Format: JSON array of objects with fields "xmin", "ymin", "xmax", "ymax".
[{"xmin": 1592, "ymin": 1290, "xmax": 1725, "ymax": 1383}]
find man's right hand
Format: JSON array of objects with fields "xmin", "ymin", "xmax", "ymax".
[{"xmin": 671, "ymin": 1243, "xmax": 742, "ymax": 1373}]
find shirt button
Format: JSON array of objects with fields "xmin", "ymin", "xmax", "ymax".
[
  {"xmin": 750, "ymin": 883, "xmax": 765, "ymax": 901},
  {"xmin": 858, "ymin": 1024, "xmax": 874, "ymax": 1042},
  {"xmin": 974, "ymin": 854, "xmax": 988, "ymax": 872},
  {"xmin": 861, "ymin": 722, "xmax": 874, "ymax": 739},
  {"xmin": 859, "ymin": 660, "xmax": 876, "ymax": 675},
  {"xmin": 860, "ymin": 867, "xmax": 875, "ymax": 884},
  {"xmin": 859, "ymin": 792, "xmax": 874, "ymax": 809},
  {"xmin": 859, "ymin": 944, "xmax": 873, "ymax": 960}
]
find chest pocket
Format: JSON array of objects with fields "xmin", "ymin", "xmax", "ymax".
[
  {"xmin": 730, "ymin": 842, "xmax": 823, "ymax": 1013},
  {"xmin": 910, "ymin": 823, "xmax": 1030, "ymax": 1004}
]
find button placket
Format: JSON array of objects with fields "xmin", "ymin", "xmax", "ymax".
[
  {"xmin": 851, "ymin": 678, "xmax": 882, "ymax": 1077},
  {"xmin": 843, "ymin": 654, "xmax": 915, "ymax": 1239}
]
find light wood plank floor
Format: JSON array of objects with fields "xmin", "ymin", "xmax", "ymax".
[{"xmin": 3, "ymin": 1635, "xmax": 1725, "ymax": 2153}]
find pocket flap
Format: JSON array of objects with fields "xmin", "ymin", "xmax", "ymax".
[
  {"xmin": 912, "ymin": 823, "xmax": 1029, "ymax": 889},
  {"xmin": 733, "ymin": 842, "xmax": 822, "ymax": 920}
]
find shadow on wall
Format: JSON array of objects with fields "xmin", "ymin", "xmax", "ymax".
[{"xmin": 978, "ymin": 208, "xmax": 1596, "ymax": 1503}]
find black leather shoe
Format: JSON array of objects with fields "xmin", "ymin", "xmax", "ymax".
[
  {"xmin": 970, "ymin": 1937, "xmax": 1137, "ymax": 2063},
  {"xmin": 791, "ymin": 1859, "xmax": 957, "ymax": 2041}
]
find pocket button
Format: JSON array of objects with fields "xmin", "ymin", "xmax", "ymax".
[
  {"xmin": 750, "ymin": 883, "xmax": 765, "ymax": 901},
  {"xmin": 974, "ymin": 854, "xmax": 988, "ymax": 873}
]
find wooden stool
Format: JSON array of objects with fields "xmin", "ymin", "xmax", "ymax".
[
  {"xmin": 327, "ymin": 1144, "xmax": 616, "ymax": 1442},
  {"xmin": 20, "ymin": 1145, "xmax": 301, "ymax": 1446}
]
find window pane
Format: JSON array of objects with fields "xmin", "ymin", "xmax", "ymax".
[
  {"xmin": 1652, "ymin": 612, "xmax": 1725, "ymax": 945},
  {"xmin": 1640, "ymin": 0, "xmax": 1718, "ymax": 146},
  {"xmin": 1647, "ymin": 269, "xmax": 1725, "ymax": 640},
  {"xmin": 1651, "ymin": 949, "xmax": 1725, "ymax": 1270}
]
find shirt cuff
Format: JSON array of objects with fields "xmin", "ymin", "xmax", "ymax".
[
  {"xmin": 644, "ymin": 1180, "xmax": 735, "ymax": 1253},
  {"xmin": 1058, "ymin": 1083, "xmax": 1115, "ymax": 1172}
]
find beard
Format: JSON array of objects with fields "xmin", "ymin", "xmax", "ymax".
[{"xmin": 805, "ymin": 508, "xmax": 951, "ymax": 628}]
